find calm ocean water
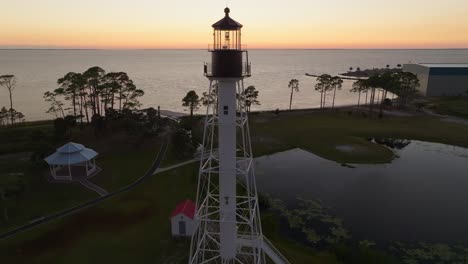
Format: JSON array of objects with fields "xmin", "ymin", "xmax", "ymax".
[{"xmin": 1, "ymin": 49, "xmax": 468, "ymax": 121}]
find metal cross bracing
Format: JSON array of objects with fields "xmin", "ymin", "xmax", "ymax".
[{"xmin": 189, "ymin": 79, "xmax": 266, "ymax": 264}]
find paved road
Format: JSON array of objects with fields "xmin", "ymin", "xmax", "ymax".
[
  {"xmin": 0, "ymin": 141, "xmax": 168, "ymax": 241},
  {"xmin": 422, "ymin": 107, "xmax": 468, "ymax": 125}
]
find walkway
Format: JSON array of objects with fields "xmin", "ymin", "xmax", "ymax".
[
  {"xmin": 153, "ymin": 151, "xmax": 213, "ymax": 175},
  {"xmin": 78, "ymin": 178, "xmax": 109, "ymax": 196},
  {"xmin": 153, "ymin": 159, "xmax": 198, "ymax": 175},
  {"xmin": 0, "ymin": 141, "xmax": 168, "ymax": 241},
  {"xmin": 422, "ymin": 107, "xmax": 468, "ymax": 126}
]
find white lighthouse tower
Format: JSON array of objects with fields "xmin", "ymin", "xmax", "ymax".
[{"xmin": 189, "ymin": 8, "xmax": 289, "ymax": 264}]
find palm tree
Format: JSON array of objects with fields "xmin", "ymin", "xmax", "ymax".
[
  {"xmin": 288, "ymin": 79, "xmax": 299, "ymax": 110},
  {"xmin": 331, "ymin": 76, "xmax": 343, "ymax": 110}
]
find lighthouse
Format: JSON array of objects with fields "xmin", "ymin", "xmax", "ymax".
[{"xmin": 189, "ymin": 8, "xmax": 288, "ymax": 264}]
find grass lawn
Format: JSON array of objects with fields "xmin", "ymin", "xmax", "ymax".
[
  {"xmin": 0, "ymin": 122, "xmax": 98, "ymax": 233},
  {"xmin": 424, "ymin": 97, "xmax": 468, "ymax": 119},
  {"xmin": 87, "ymin": 138, "xmax": 164, "ymax": 192},
  {"xmin": 249, "ymin": 110, "xmax": 468, "ymax": 163},
  {"xmin": 0, "ymin": 163, "xmax": 198, "ymax": 264},
  {"xmin": 2, "ymin": 111, "xmax": 468, "ymax": 263},
  {"xmin": 0, "ymin": 121, "xmax": 54, "ymax": 155},
  {"xmin": 0, "ymin": 164, "xmax": 399, "ymax": 264},
  {"xmin": 0, "ymin": 123, "xmax": 167, "ymax": 234},
  {"xmin": 0, "ymin": 163, "xmax": 347, "ymax": 264}
]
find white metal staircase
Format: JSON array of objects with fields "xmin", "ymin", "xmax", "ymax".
[{"xmin": 238, "ymin": 235, "xmax": 291, "ymax": 264}]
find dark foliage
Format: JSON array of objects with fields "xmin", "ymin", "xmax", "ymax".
[{"xmin": 172, "ymin": 128, "xmax": 197, "ymax": 160}]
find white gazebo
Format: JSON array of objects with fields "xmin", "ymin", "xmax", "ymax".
[{"xmin": 44, "ymin": 142, "xmax": 99, "ymax": 181}]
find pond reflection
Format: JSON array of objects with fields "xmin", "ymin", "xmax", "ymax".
[{"xmin": 255, "ymin": 141, "xmax": 468, "ymax": 244}]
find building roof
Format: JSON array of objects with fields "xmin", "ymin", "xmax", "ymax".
[
  {"xmin": 44, "ymin": 142, "xmax": 98, "ymax": 166},
  {"xmin": 212, "ymin": 8, "xmax": 243, "ymax": 30},
  {"xmin": 418, "ymin": 63, "xmax": 468, "ymax": 68},
  {"xmin": 171, "ymin": 200, "xmax": 196, "ymax": 220}
]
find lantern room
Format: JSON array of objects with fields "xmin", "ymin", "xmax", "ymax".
[
  {"xmin": 205, "ymin": 8, "xmax": 251, "ymax": 78},
  {"xmin": 212, "ymin": 8, "xmax": 242, "ymax": 50}
]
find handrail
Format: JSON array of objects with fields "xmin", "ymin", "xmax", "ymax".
[
  {"xmin": 208, "ymin": 44, "xmax": 248, "ymax": 51},
  {"xmin": 237, "ymin": 234, "xmax": 290, "ymax": 264},
  {"xmin": 262, "ymin": 235, "xmax": 291, "ymax": 264}
]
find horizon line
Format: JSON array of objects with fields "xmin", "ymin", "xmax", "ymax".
[{"xmin": 2, "ymin": 48, "xmax": 468, "ymax": 51}]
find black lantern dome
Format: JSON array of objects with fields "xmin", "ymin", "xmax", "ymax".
[
  {"xmin": 204, "ymin": 8, "xmax": 251, "ymax": 78},
  {"xmin": 212, "ymin": 8, "xmax": 243, "ymax": 31}
]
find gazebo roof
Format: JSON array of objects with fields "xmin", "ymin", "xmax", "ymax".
[
  {"xmin": 44, "ymin": 142, "xmax": 98, "ymax": 166},
  {"xmin": 57, "ymin": 142, "xmax": 85, "ymax": 154}
]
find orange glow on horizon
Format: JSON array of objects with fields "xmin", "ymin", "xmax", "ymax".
[{"xmin": 2, "ymin": 0, "xmax": 468, "ymax": 49}]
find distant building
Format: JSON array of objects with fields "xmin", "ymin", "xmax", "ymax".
[
  {"xmin": 403, "ymin": 63, "xmax": 468, "ymax": 96},
  {"xmin": 170, "ymin": 200, "xmax": 196, "ymax": 237}
]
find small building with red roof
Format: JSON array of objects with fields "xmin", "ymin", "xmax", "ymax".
[{"xmin": 171, "ymin": 200, "xmax": 196, "ymax": 237}]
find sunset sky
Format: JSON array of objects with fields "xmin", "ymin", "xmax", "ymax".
[{"xmin": 2, "ymin": 0, "xmax": 468, "ymax": 49}]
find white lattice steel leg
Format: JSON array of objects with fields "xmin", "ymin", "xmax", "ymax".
[{"xmin": 189, "ymin": 79, "xmax": 266, "ymax": 264}]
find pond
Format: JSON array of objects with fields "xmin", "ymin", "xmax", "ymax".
[{"xmin": 255, "ymin": 141, "xmax": 468, "ymax": 244}]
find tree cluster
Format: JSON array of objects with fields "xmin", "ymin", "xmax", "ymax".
[
  {"xmin": 43, "ymin": 67, "xmax": 144, "ymax": 123},
  {"xmin": 350, "ymin": 71, "xmax": 420, "ymax": 116},
  {"xmin": 314, "ymin": 75, "xmax": 343, "ymax": 110},
  {"xmin": 182, "ymin": 84, "xmax": 260, "ymax": 116}
]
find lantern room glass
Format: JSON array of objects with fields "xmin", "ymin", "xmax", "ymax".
[{"xmin": 213, "ymin": 29, "xmax": 241, "ymax": 50}]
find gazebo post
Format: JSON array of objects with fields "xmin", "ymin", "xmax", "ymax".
[
  {"xmin": 85, "ymin": 161, "xmax": 89, "ymax": 177},
  {"xmin": 68, "ymin": 164, "xmax": 72, "ymax": 180}
]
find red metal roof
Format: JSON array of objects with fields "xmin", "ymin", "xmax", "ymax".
[{"xmin": 171, "ymin": 200, "xmax": 196, "ymax": 219}]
